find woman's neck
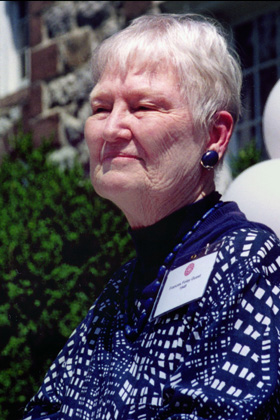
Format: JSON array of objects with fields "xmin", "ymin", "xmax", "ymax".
[
  {"xmin": 129, "ymin": 191, "xmax": 221, "ymax": 289},
  {"xmin": 121, "ymin": 181, "xmax": 216, "ymax": 229}
]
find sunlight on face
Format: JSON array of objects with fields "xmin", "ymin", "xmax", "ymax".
[{"xmin": 85, "ymin": 63, "xmax": 206, "ymax": 222}]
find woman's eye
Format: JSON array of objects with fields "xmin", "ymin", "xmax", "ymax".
[
  {"xmin": 135, "ymin": 105, "xmax": 153, "ymax": 112},
  {"xmin": 93, "ymin": 107, "xmax": 109, "ymax": 115}
]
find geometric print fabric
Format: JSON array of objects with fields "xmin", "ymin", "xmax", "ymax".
[{"xmin": 24, "ymin": 227, "xmax": 280, "ymax": 420}]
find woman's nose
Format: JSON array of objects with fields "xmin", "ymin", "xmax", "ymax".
[{"xmin": 103, "ymin": 106, "xmax": 132, "ymax": 143}]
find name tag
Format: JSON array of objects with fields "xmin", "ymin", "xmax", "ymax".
[{"xmin": 150, "ymin": 241, "xmax": 222, "ymax": 320}]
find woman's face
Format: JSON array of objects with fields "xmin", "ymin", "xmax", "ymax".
[{"xmin": 85, "ymin": 63, "xmax": 206, "ymax": 220}]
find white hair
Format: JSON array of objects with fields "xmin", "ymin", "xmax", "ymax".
[{"xmin": 91, "ymin": 14, "xmax": 242, "ymax": 136}]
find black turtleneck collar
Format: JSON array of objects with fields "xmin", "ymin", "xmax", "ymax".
[{"xmin": 129, "ymin": 191, "xmax": 221, "ymax": 290}]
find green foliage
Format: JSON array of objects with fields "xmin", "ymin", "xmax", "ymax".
[
  {"xmin": 230, "ymin": 139, "xmax": 262, "ymax": 179},
  {"xmin": 0, "ymin": 132, "xmax": 135, "ymax": 420}
]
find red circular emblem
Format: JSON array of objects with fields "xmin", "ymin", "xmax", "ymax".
[{"xmin": 184, "ymin": 262, "xmax": 195, "ymax": 276}]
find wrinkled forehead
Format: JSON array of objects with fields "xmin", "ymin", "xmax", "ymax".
[{"xmin": 90, "ymin": 59, "xmax": 182, "ymax": 106}]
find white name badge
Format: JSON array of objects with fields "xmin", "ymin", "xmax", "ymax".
[{"xmin": 150, "ymin": 242, "xmax": 222, "ymax": 320}]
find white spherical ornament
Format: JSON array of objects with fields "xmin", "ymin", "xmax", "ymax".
[
  {"xmin": 263, "ymin": 79, "xmax": 280, "ymax": 159},
  {"xmin": 223, "ymin": 159, "xmax": 280, "ymax": 237}
]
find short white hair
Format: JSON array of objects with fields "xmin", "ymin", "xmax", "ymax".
[{"xmin": 91, "ymin": 14, "xmax": 242, "ymax": 136}]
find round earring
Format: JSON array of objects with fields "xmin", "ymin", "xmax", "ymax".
[{"xmin": 200, "ymin": 150, "xmax": 219, "ymax": 170}]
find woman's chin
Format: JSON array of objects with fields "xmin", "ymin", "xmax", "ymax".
[{"xmin": 92, "ymin": 172, "xmax": 142, "ymax": 201}]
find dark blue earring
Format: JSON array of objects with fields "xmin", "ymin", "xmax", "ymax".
[{"xmin": 200, "ymin": 150, "xmax": 219, "ymax": 169}]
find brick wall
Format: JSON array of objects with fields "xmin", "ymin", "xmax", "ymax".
[{"xmin": 0, "ymin": 1, "xmax": 160, "ymax": 163}]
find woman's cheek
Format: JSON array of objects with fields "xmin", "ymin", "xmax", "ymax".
[
  {"xmin": 84, "ymin": 119, "xmax": 103, "ymax": 158},
  {"xmin": 84, "ymin": 118, "xmax": 94, "ymax": 146}
]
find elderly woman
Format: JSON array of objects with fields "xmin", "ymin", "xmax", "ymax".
[{"xmin": 24, "ymin": 14, "xmax": 280, "ymax": 420}]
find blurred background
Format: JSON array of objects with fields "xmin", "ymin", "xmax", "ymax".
[{"xmin": 0, "ymin": 1, "xmax": 280, "ymax": 419}]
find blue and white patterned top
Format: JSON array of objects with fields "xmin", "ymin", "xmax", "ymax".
[{"xmin": 24, "ymin": 201, "xmax": 280, "ymax": 419}]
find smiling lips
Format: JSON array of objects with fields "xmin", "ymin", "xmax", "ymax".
[{"xmin": 101, "ymin": 152, "xmax": 142, "ymax": 163}]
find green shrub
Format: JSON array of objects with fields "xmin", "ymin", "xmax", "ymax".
[
  {"xmin": 0, "ymin": 133, "xmax": 135, "ymax": 420},
  {"xmin": 230, "ymin": 139, "xmax": 262, "ymax": 178}
]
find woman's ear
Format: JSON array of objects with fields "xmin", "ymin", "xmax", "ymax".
[{"xmin": 207, "ymin": 111, "xmax": 234, "ymax": 159}]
